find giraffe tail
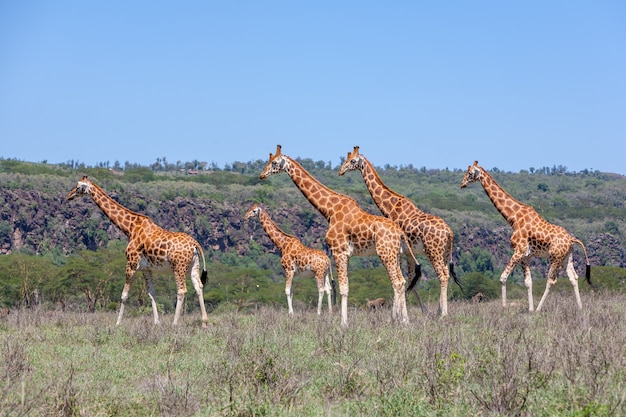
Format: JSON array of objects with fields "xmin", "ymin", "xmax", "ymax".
[
  {"xmin": 406, "ymin": 264, "xmax": 421, "ymax": 292},
  {"xmin": 329, "ymin": 264, "xmax": 337, "ymax": 306},
  {"xmin": 196, "ymin": 243, "xmax": 208, "ymax": 286},
  {"xmin": 449, "ymin": 263, "xmax": 464, "ymax": 295},
  {"xmin": 574, "ymin": 238, "xmax": 592, "ymax": 288},
  {"xmin": 402, "ymin": 233, "xmax": 422, "ymax": 292}
]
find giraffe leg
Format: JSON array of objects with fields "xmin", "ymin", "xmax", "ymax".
[
  {"xmin": 173, "ymin": 291, "xmax": 186, "ymax": 325},
  {"xmin": 117, "ymin": 257, "xmax": 139, "ymax": 325},
  {"xmin": 564, "ymin": 253, "xmax": 583, "ymax": 309},
  {"xmin": 381, "ymin": 254, "xmax": 408, "ymax": 324},
  {"xmin": 431, "ymin": 258, "xmax": 449, "ymax": 317},
  {"xmin": 172, "ymin": 266, "xmax": 188, "ymax": 326},
  {"xmin": 189, "ymin": 254, "xmax": 209, "ymax": 327},
  {"xmin": 499, "ymin": 253, "xmax": 523, "ymax": 308},
  {"xmin": 333, "ymin": 253, "xmax": 350, "ymax": 327},
  {"xmin": 323, "ymin": 271, "xmax": 332, "ymax": 314},
  {"xmin": 536, "ymin": 261, "xmax": 560, "ymax": 312},
  {"xmin": 521, "ymin": 260, "xmax": 533, "ymax": 312},
  {"xmin": 143, "ymin": 270, "xmax": 160, "ymax": 325},
  {"xmin": 284, "ymin": 270, "xmax": 295, "ymax": 315},
  {"xmin": 315, "ymin": 270, "xmax": 326, "ymax": 315}
]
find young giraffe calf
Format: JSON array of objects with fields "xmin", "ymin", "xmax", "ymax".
[
  {"xmin": 244, "ymin": 204, "xmax": 334, "ymax": 315},
  {"xmin": 67, "ymin": 176, "xmax": 209, "ymax": 326}
]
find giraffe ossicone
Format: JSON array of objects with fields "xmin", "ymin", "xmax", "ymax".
[
  {"xmin": 67, "ymin": 176, "xmax": 209, "ymax": 326},
  {"xmin": 460, "ymin": 161, "xmax": 591, "ymax": 311}
]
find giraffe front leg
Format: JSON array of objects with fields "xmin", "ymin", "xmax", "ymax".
[
  {"xmin": 143, "ymin": 270, "xmax": 160, "ymax": 325},
  {"xmin": 333, "ymin": 253, "xmax": 350, "ymax": 327},
  {"xmin": 521, "ymin": 260, "xmax": 534, "ymax": 312},
  {"xmin": 500, "ymin": 253, "xmax": 523, "ymax": 308},
  {"xmin": 117, "ymin": 259, "xmax": 139, "ymax": 325},
  {"xmin": 284, "ymin": 270, "xmax": 295, "ymax": 315}
]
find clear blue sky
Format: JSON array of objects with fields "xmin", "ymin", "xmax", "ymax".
[{"xmin": 1, "ymin": 1, "xmax": 625, "ymax": 174}]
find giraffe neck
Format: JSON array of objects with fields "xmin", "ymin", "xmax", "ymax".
[
  {"xmin": 360, "ymin": 158, "xmax": 420, "ymax": 216},
  {"xmin": 285, "ymin": 156, "xmax": 349, "ymax": 220},
  {"xmin": 257, "ymin": 209, "xmax": 295, "ymax": 250},
  {"xmin": 478, "ymin": 168, "xmax": 527, "ymax": 226},
  {"xmin": 88, "ymin": 182, "xmax": 145, "ymax": 237}
]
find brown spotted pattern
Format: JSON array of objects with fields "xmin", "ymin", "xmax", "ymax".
[
  {"xmin": 461, "ymin": 161, "xmax": 591, "ymax": 311},
  {"xmin": 244, "ymin": 204, "xmax": 333, "ymax": 315},
  {"xmin": 339, "ymin": 146, "xmax": 457, "ymax": 316},
  {"xmin": 260, "ymin": 145, "xmax": 413, "ymax": 326},
  {"xmin": 67, "ymin": 176, "xmax": 209, "ymax": 326}
]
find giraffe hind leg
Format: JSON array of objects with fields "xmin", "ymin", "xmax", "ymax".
[
  {"xmin": 536, "ymin": 262, "xmax": 560, "ymax": 312},
  {"xmin": 172, "ymin": 266, "xmax": 189, "ymax": 326},
  {"xmin": 189, "ymin": 256, "xmax": 209, "ymax": 327},
  {"xmin": 143, "ymin": 270, "xmax": 161, "ymax": 325},
  {"xmin": 564, "ymin": 253, "xmax": 583, "ymax": 309},
  {"xmin": 381, "ymin": 255, "xmax": 408, "ymax": 324}
]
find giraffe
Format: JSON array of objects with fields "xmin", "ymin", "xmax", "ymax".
[
  {"xmin": 67, "ymin": 176, "xmax": 209, "ymax": 326},
  {"xmin": 260, "ymin": 145, "xmax": 417, "ymax": 326},
  {"xmin": 339, "ymin": 146, "xmax": 461, "ymax": 316},
  {"xmin": 460, "ymin": 161, "xmax": 591, "ymax": 311},
  {"xmin": 244, "ymin": 204, "xmax": 334, "ymax": 315}
]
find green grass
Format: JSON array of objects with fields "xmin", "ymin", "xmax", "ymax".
[{"xmin": 1, "ymin": 291, "xmax": 624, "ymax": 416}]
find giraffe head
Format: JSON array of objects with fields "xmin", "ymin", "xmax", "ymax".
[
  {"xmin": 243, "ymin": 204, "xmax": 262, "ymax": 221},
  {"xmin": 67, "ymin": 176, "xmax": 94, "ymax": 200},
  {"xmin": 260, "ymin": 145, "xmax": 290, "ymax": 179},
  {"xmin": 460, "ymin": 161, "xmax": 483, "ymax": 188},
  {"xmin": 338, "ymin": 146, "xmax": 364, "ymax": 176}
]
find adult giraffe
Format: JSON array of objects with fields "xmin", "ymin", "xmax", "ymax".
[
  {"xmin": 460, "ymin": 161, "xmax": 591, "ymax": 311},
  {"xmin": 244, "ymin": 204, "xmax": 334, "ymax": 315},
  {"xmin": 260, "ymin": 145, "xmax": 415, "ymax": 326},
  {"xmin": 339, "ymin": 146, "xmax": 460, "ymax": 316},
  {"xmin": 67, "ymin": 176, "xmax": 209, "ymax": 326}
]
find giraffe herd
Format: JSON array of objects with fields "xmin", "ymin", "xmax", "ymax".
[{"xmin": 66, "ymin": 147, "xmax": 593, "ymax": 327}]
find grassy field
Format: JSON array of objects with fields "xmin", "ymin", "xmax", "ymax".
[{"xmin": 1, "ymin": 292, "xmax": 624, "ymax": 417}]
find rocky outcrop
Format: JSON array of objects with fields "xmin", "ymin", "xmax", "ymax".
[{"xmin": 0, "ymin": 186, "xmax": 624, "ymax": 269}]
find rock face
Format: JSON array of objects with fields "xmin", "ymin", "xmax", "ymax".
[{"xmin": 0, "ymin": 187, "xmax": 624, "ymax": 269}]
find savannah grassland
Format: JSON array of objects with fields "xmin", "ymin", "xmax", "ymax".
[{"xmin": 1, "ymin": 291, "xmax": 625, "ymax": 417}]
